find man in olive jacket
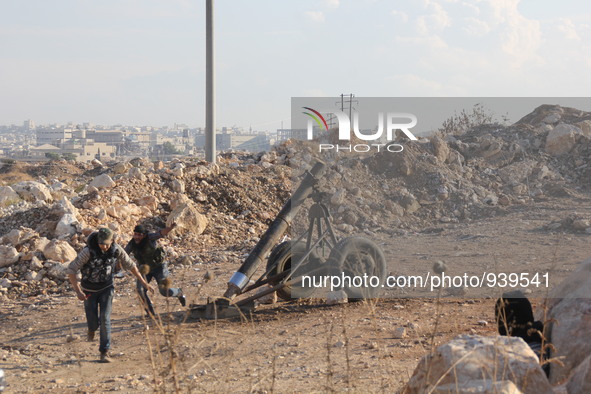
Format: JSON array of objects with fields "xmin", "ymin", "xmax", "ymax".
[{"xmin": 125, "ymin": 223, "xmax": 185, "ymax": 316}]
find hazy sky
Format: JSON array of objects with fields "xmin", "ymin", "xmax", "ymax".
[{"xmin": 1, "ymin": 0, "xmax": 591, "ymax": 131}]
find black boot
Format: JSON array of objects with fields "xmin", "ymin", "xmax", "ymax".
[{"xmin": 177, "ymin": 289, "xmax": 186, "ymax": 307}]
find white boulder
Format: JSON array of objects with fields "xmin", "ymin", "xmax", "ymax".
[
  {"xmin": 404, "ymin": 335, "xmax": 552, "ymax": 394},
  {"xmin": 0, "ymin": 245, "xmax": 19, "ymax": 267},
  {"xmin": 43, "ymin": 239, "xmax": 77, "ymax": 262},
  {"xmin": 167, "ymin": 203, "xmax": 208, "ymax": 236},
  {"xmin": 12, "ymin": 181, "xmax": 53, "ymax": 202},
  {"xmin": 0, "ymin": 186, "xmax": 20, "ymax": 205},
  {"xmin": 89, "ymin": 174, "xmax": 116, "ymax": 189}
]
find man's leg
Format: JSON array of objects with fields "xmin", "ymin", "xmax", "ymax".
[
  {"xmin": 155, "ymin": 264, "xmax": 185, "ymax": 306},
  {"xmin": 84, "ymin": 292, "xmax": 99, "ymax": 341},
  {"xmin": 98, "ymin": 287, "xmax": 114, "ymax": 362},
  {"xmin": 137, "ymin": 272, "xmax": 155, "ymax": 316}
]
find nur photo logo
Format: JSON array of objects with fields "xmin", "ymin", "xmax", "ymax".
[{"xmin": 302, "ymin": 107, "xmax": 418, "ymax": 153}]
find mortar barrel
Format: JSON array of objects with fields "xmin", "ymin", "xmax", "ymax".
[{"xmin": 223, "ymin": 160, "xmax": 326, "ymax": 299}]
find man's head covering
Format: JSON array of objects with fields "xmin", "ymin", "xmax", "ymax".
[
  {"xmin": 134, "ymin": 224, "xmax": 148, "ymax": 234},
  {"xmin": 97, "ymin": 227, "xmax": 114, "ymax": 244}
]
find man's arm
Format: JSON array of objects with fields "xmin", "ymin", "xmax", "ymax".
[
  {"xmin": 68, "ymin": 274, "xmax": 86, "ymax": 301},
  {"xmin": 124, "ymin": 240, "xmax": 133, "ymax": 255},
  {"xmin": 160, "ymin": 223, "xmax": 176, "ymax": 237},
  {"xmin": 115, "ymin": 245, "xmax": 154, "ymax": 293},
  {"xmin": 130, "ymin": 266, "xmax": 154, "ymax": 293},
  {"xmin": 65, "ymin": 248, "xmax": 91, "ymax": 301}
]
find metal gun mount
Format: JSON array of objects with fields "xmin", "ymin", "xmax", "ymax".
[{"xmin": 190, "ymin": 160, "xmax": 386, "ymax": 319}]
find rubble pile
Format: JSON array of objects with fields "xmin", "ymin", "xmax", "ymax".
[
  {"xmin": 1, "ymin": 104, "xmax": 591, "ymax": 300},
  {"xmin": 0, "ymin": 155, "xmax": 294, "ymax": 300},
  {"xmin": 325, "ymin": 104, "xmax": 591, "ymax": 232}
]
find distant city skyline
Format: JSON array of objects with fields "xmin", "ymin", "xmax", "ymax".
[{"xmin": 1, "ymin": 0, "xmax": 591, "ymax": 131}]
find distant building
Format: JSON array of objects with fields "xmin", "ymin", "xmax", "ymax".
[
  {"xmin": 36, "ymin": 126, "xmax": 73, "ymax": 146},
  {"xmin": 23, "ymin": 119, "xmax": 35, "ymax": 130},
  {"xmin": 28, "ymin": 140, "xmax": 116, "ymax": 162},
  {"xmin": 87, "ymin": 129, "xmax": 124, "ymax": 145},
  {"xmin": 29, "ymin": 144, "xmax": 62, "ymax": 159},
  {"xmin": 276, "ymin": 129, "xmax": 308, "ymax": 142},
  {"xmin": 62, "ymin": 139, "xmax": 117, "ymax": 161},
  {"xmin": 232, "ymin": 135, "xmax": 270, "ymax": 151},
  {"xmin": 195, "ymin": 132, "xmax": 232, "ymax": 151}
]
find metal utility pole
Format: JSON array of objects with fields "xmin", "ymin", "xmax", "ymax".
[
  {"xmin": 339, "ymin": 93, "xmax": 357, "ymax": 130},
  {"xmin": 205, "ymin": 0, "xmax": 216, "ymax": 162}
]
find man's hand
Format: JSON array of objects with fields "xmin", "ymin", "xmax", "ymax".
[
  {"xmin": 130, "ymin": 266, "xmax": 156, "ymax": 293},
  {"xmin": 69, "ymin": 273, "xmax": 87, "ymax": 301},
  {"xmin": 76, "ymin": 290, "xmax": 87, "ymax": 301},
  {"xmin": 161, "ymin": 222, "xmax": 177, "ymax": 237}
]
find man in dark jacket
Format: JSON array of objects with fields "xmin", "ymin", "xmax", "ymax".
[
  {"xmin": 125, "ymin": 223, "xmax": 185, "ymax": 316},
  {"xmin": 66, "ymin": 228, "xmax": 153, "ymax": 363}
]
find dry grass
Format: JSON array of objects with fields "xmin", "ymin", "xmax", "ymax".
[{"xmin": 140, "ymin": 270, "xmax": 211, "ymax": 393}]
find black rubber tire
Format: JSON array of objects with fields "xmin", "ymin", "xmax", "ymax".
[
  {"xmin": 325, "ymin": 236, "xmax": 387, "ymax": 300},
  {"xmin": 266, "ymin": 241, "xmax": 319, "ymax": 301}
]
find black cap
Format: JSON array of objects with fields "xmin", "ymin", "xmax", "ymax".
[{"xmin": 134, "ymin": 224, "xmax": 148, "ymax": 234}]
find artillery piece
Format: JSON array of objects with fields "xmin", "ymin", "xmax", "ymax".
[{"xmin": 191, "ymin": 160, "xmax": 387, "ymax": 319}]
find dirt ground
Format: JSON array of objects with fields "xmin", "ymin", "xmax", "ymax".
[{"xmin": 1, "ymin": 195, "xmax": 590, "ymax": 393}]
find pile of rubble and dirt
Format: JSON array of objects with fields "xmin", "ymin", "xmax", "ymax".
[
  {"xmin": 0, "ymin": 154, "xmax": 294, "ymax": 300},
  {"xmin": 1, "ymin": 104, "xmax": 591, "ymax": 302},
  {"xmin": 298, "ymin": 104, "xmax": 591, "ymax": 235}
]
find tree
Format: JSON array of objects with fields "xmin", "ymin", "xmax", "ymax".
[
  {"xmin": 162, "ymin": 141, "xmax": 181, "ymax": 155},
  {"xmin": 62, "ymin": 153, "xmax": 77, "ymax": 161},
  {"xmin": 45, "ymin": 152, "xmax": 61, "ymax": 161}
]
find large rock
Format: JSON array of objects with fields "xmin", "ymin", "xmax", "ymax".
[
  {"xmin": 171, "ymin": 166, "xmax": 184, "ymax": 178},
  {"xmin": 167, "ymin": 203, "xmax": 208, "ymax": 236},
  {"xmin": 54, "ymin": 213, "xmax": 79, "ymax": 238},
  {"xmin": 106, "ymin": 205, "xmax": 119, "ymax": 218},
  {"xmin": 46, "ymin": 261, "xmax": 69, "ymax": 281},
  {"xmin": 43, "ymin": 239, "xmax": 77, "ymax": 262},
  {"xmin": 575, "ymin": 120, "xmax": 591, "ymax": 138},
  {"xmin": 12, "ymin": 181, "xmax": 53, "ymax": 202},
  {"xmin": 2, "ymin": 227, "xmax": 37, "ymax": 246},
  {"xmin": 0, "ymin": 245, "xmax": 19, "ymax": 267},
  {"xmin": 89, "ymin": 174, "xmax": 116, "ymax": 189},
  {"xmin": 431, "ymin": 135, "xmax": 450, "ymax": 163},
  {"xmin": 128, "ymin": 167, "xmax": 147, "ymax": 181},
  {"xmin": 116, "ymin": 204, "xmax": 142, "ymax": 218},
  {"xmin": 400, "ymin": 194, "xmax": 421, "ymax": 214},
  {"xmin": 112, "ymin": 162, "xmax": 129, "ymax": 175},
  {"xmin": 540, "ymin": 257, "xmax": 591, "ymax": 384},
  {"xmin": 0, "ymin": 186, "xmax": 20, "ymax": 204},
  {"xmin": 544, "ymin": 123, "xmax": 582, "ymax": 156},
  {"xmin": 476, "ymin": 137, "xmax": 503, "ymax": 160},
  {"xmin": 432, "ymin": 380, "xmax": 521, "ymax": 394},
  {"xmin": 170, "ymin": 194, "xmax": 192, "ymax": 211},
  {"xmin": 498, "ymin": 160, "xmax": 537, "ymax": 184},
  {"xmin": 55, "ymin": 196, "xmax": 79, "ymax": 216},
  {"xmin": 50, "ymin": 181, "xmax": 68, "ymax": 192},
  {"xmin": 403, "ymin": 335, "xmax": 552, "ymax": 394},
  {"xmin": 565, "ymin": 354, "xmax": 591, "ymax": 394},
  {"xmin": 135, "ymin": 195, "xmax": 158, "ymax": 211},
  {"xmin": 330, "ymin": 189, "xmax": 346, "ymax": 205},
  {"xmin": 106, "ymin": 204, "xmax": 141, "ymax": 219},
  {"xmin": 171, "ymin": 179, "xmax": 185, "ymax": 193},
  {"xmin": 32, "ymin": 237, "xmax": 50, "ymax": 253}
]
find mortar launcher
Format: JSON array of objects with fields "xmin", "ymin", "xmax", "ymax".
[{"xmin": 190, "ymin": 159, "xmax": 387, "ymax": 319}]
